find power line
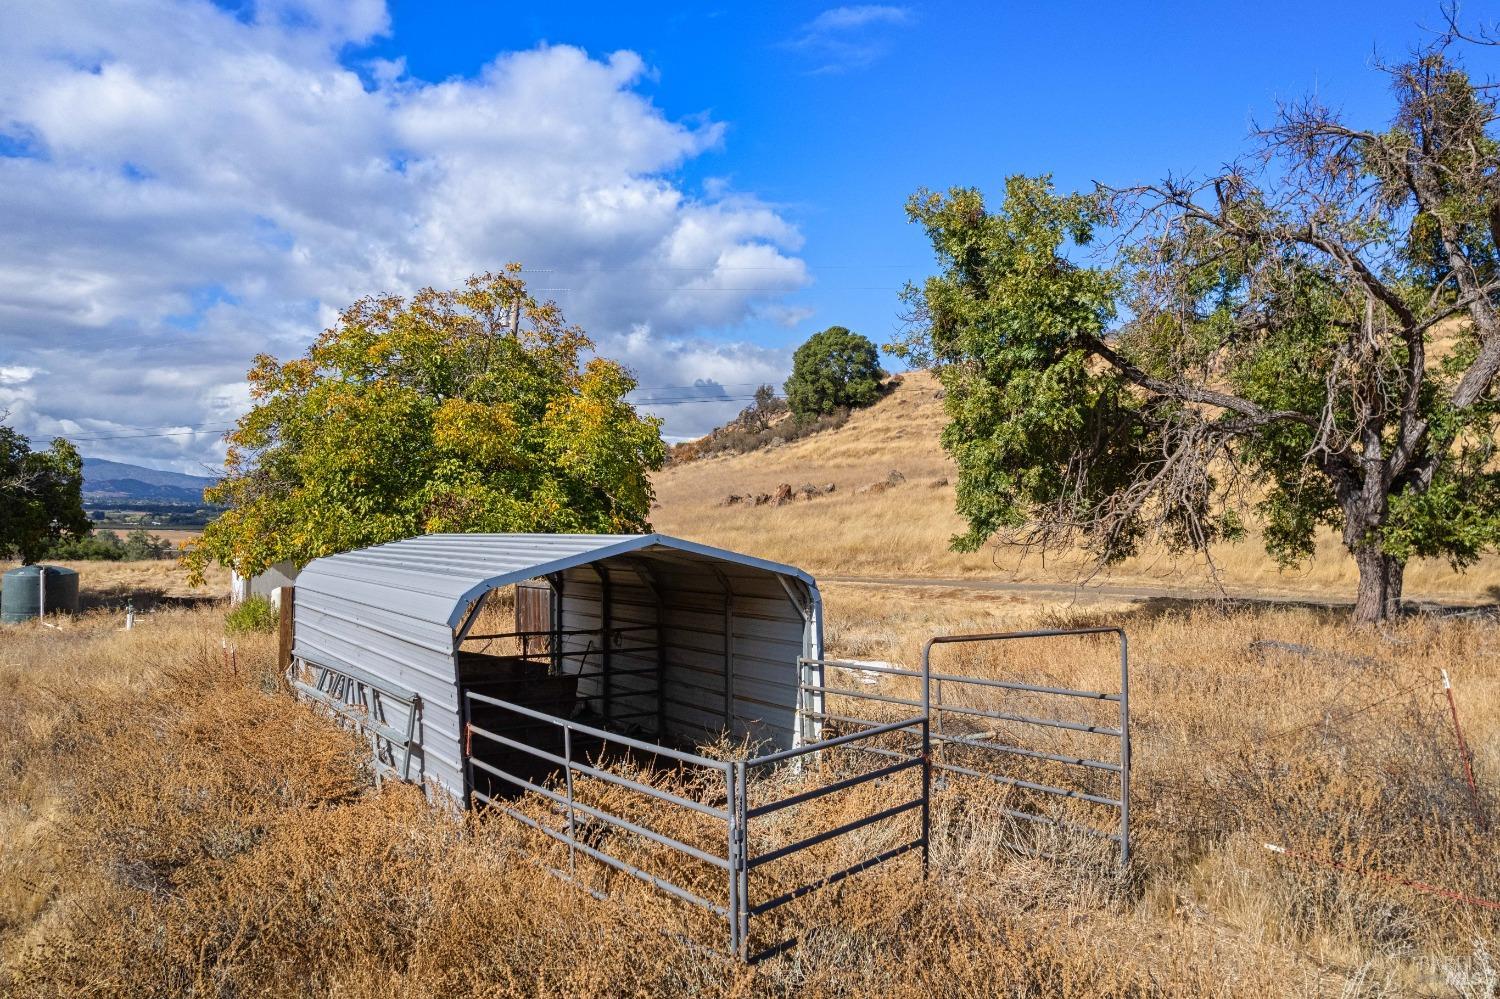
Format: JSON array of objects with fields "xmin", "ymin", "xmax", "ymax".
[
  {"xmin": 49, "ymin": 373, "xmax": 787, "ymax": 443},
  {"xmin": 64, "ymin": 426, "xmax": 237, "ymax": 442},
  {"xmin": 54, "ymin": 394, "xmax": 767, "ymax": 442},
  {"xmin": 631, "ymin": 395, "xmax": 774, "ymax": 405}
]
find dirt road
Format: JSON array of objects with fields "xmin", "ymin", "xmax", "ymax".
[{"xmin": 821, "ymin": 574, "xmax": 1494, "ymax": 614}]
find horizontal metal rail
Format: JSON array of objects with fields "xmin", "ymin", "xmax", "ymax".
[
  {"xmin": 803, "ymin": 709, "xmax": 926, "ymax": 739},
  {"xmin": 747, "ymin": 716, "xmax": 924, "ymax": 768},
  {"xmin": 589, "ymin": 708, "xmax": 658, "ymax": 724},
  {"xmin": 806, "ymin": 683, "xmax": 1122, "ymax": 744},
  {"xmin": 932, "ymin": 759, "xmax": 1120, "ymax": 807},
  {"xmin": 472, "ymin": 790, "xmax": 729, "ymax": 917},
  {"xmin": 466, "ymin": 719, "xmax": 728, "ymax": 819},
  {"xmin": 464, "ymin": 624, "xmax": 658, "ymax": 641},
  {"xmin": 933, "ymin": 730, "xmax": 1122, "ymax": 773},
  {"xmin": 747, "ymin": 798, "xmax": 924, "ymax": 870},
  {"xmin": 568, "ymin": 689, "xmax": 659, "ymax": 705},
  {"xmin": 747, "ymin": 839, "xmax": 925, "ymax": 917},
  {"xmin": 932, "ymin": 701, "xmax": 1121, "ymax": 737},
  {"xmin": 746, "ymin": 758, "xmax": 921, "ymax": 818},
  {"xmin": 466, "ymin": 691, "xmax": 719, "ymax": 769},
  {"xmin": 799, "ymin": 682, "xmax": 923, "ymax": 710},
  {"xmin": 463, "ymin": 648, "xmax": 665, "ymax": 668},
  {"xmin": 816, "ymin": 657, "xmax": 1120, "ymax": 701},
  {"xmin": 468, "ymin": 752, "xmax": 730, "ymax": 869}
]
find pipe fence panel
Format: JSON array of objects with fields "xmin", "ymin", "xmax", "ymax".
[
  {"xmin": 799, "ymin": 627, "xmax": 1131, "ymax": 866},
  {"xmin": 454, "ymin": 626, "xmax": 1129, "ymax": 961},
  {"xmin": 461, "ymin": 690, "xmax": 928, "ymax": 960},
  {"xmin": 734, "ymin": 716, "xmax": 929, "ymax": 961}
]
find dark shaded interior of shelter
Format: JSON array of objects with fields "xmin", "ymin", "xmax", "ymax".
[{"xmin": 452, "ymin": 550, "xmax": 811, "ymax": 803}]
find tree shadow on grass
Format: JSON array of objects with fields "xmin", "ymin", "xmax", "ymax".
[
  {"xmin": 1057, "ymin": 592, "xmax": 1499, "ymax": 628},
  {"xmin": 79, "ymin": 584, "xmax": 221, "ymax": 614}
]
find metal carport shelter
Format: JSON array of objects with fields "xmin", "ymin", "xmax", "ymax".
[{"xmin": 291, "ymin": 532, "xmax": 824, "ymax": 803}]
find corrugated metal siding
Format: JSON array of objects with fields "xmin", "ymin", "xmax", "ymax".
[
  {"xmin": 292, "ymin": 533, "xmax": 820, "ymax": 804},
  {"xmin": 557, "ymin": 563, "xmax": 662, "ymax": 735},
  {"xmin": 294, "ymin": 570, "xmax": 466, "ymax": 794}
]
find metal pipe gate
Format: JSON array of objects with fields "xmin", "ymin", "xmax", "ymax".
[
  {"xmin": 463, "ymin": 690, "xmax": 929, "ymax": 961},
  {"xmin": 457, "ymin": 626, "xmax": 1130, "ymax": 961},
  {"xmin": 800, "ymin": 626, "xmax": 1131, "ymax": 865}
]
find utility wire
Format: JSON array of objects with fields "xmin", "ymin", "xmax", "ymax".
[
  {"xmin": 64, "ymin": 426, "xmax": 238, "ymax": 442},
  {"xmin": 54, "ymin": 388, "xmax": 780, "ymax": 441}
]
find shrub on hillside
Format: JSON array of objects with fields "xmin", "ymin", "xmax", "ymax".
[
  {"xmin": 669, "ymin": 407, "xmax": 851, "ymax": 463},
  {"xmin": 736, "ymin": 384, "xmax": 787, "ymax": 432},
  {"xmin": 784, "ymin": 326, "xmax": 885, "ymax": 418},
  {"xmin": 226, "ymin": 595, "xmax": 278, "ymax": 634}
]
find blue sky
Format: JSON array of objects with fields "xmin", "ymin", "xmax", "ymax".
[
  {"xmin": 362, "ymin": 1, "xmax": 1446, "ymax": 358},
  {"xmin": 0, "ymin": 1, "xmax": 1463, "ymax": 471}
]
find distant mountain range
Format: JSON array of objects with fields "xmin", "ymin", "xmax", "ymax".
[{"xmin": 82, "ymin": 457, "xmax": 218, "ymax": 506}]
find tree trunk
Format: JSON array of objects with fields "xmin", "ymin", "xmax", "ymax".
[{"xmin": 1352, "ymin": 544, "xmax": 1405, "ymax": 624}]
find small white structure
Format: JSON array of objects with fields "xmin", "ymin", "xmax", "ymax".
[{"xmin": 230, "ymin": 561, "xmax": 298, "ymax": 605}]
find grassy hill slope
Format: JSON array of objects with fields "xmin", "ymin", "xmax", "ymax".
[{"xmin": 651, "ymin": 371, "xmax": 1500, "ymax": 604}]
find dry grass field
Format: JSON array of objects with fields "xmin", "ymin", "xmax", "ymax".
[
  {"xmin": 0, "ymin": 389, "xmax": 1495, "ymax": 995},
  {"xmin": 651, "ymin": 371, "xmax": 1500, "ymax": 606},
  {"xmin": 0, "ymin": 562, "xmax": 1497, "ymax": 997}
]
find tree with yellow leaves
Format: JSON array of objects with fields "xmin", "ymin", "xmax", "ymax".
[{"xmin": 186, "ymin": 268, "xmax": 666, "ymax": 581}]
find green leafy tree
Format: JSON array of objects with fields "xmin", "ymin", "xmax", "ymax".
[
  {"xmin": 783, "ymin": 326, "xmax": 885, "ymax": 418},
  {"xmin": 48, "ymin": 530, "xmax": 126, "ymax": 561},
  {"xmin": 186, "ymin": 269, "xmax": 667, "ymax": 581},
  {"xmin": 122, "ymin": 529, "xmax": 170, "ymax": 560},
  {"xmin": 0, "ymin": 423, "xmax": 89, "ymax": 564},
  {"xmin": 897, "ymin": 43, "xmax": 1500, "ymax": 624}
]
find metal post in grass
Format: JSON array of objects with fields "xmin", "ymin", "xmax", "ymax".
[
  {"xmin": 920, "ymin": 639, "xmax": 934, "ymax": 875},
  {"xmin": 461, "ymin": 693, "xmax": 475, "ymax": 807},
  {"xmin": 1117, "ymin": 630, "xmax": 1131, "ymax": 868},
  {"xmin": 725, "ymin": 763, "xmax": 741, "ymax": 958},
  {"xmin": 921, "ymin": 716, "xmax": 932, "ymax": 875},
  {"xmin": 734, "ymin": 760, "xmax": 750, "ymax": 959},
  {"xmin": 1442, "ymin": 669, "xmax": 1487, "ymax": 830},
  {"xmin": 564, "ymin": 725, "xmax": 578, "ymax": 874},
  {"xmin": 277, "ymin": 585, "xmax": 295, "ymax": 673}
]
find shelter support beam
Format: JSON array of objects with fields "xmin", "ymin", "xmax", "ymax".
[
  {"xmin": 625, "ymin": 558, "xmax": 667, "ymax": 736},
  {"xmin": 710, "ymin": 566, "xmax": 736, "ymax": 735},
  {"xmin": 592, "ymin": 564, "xmax": 613, "ymax": 723}
]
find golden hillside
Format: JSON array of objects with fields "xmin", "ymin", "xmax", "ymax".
[{"xmin": 651, "ymin": 371, "xmax": 1500, "ymax": 605}]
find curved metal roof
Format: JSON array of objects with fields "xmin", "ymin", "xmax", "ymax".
[{"xmin": 297, "ymin": 532, "xmax": 817, "ymax": 629}]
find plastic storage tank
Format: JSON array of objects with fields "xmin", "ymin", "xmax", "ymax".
[{"xmin": 1, "ymin": 565, "xmax": 81, "ymax": 623}]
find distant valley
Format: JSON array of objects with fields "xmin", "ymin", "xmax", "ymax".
[{"xmin": 82, "ymin": 457, "xmax": 218, "ymax": 507}]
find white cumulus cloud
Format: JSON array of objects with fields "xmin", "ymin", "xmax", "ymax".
[{"xmin": 0, "ymin": 1, "xmax": 808, "ymax": 471}]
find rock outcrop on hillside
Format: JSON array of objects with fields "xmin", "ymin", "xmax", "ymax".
[{"xmin": 719, "ymin": 482, "xmax": 837, "ymax": 507}]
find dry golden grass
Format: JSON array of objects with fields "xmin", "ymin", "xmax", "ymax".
[
  {"xmin": 0, "ymin": 557, "xmax": 228, "ymax": 613},
  {"xmin": 650, "ymin": 372, "xmax": 1500, "ymax": 606},
  {"xmin": 1, "ymin": 564, "xmax": 1497, "ymax": 996}
]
